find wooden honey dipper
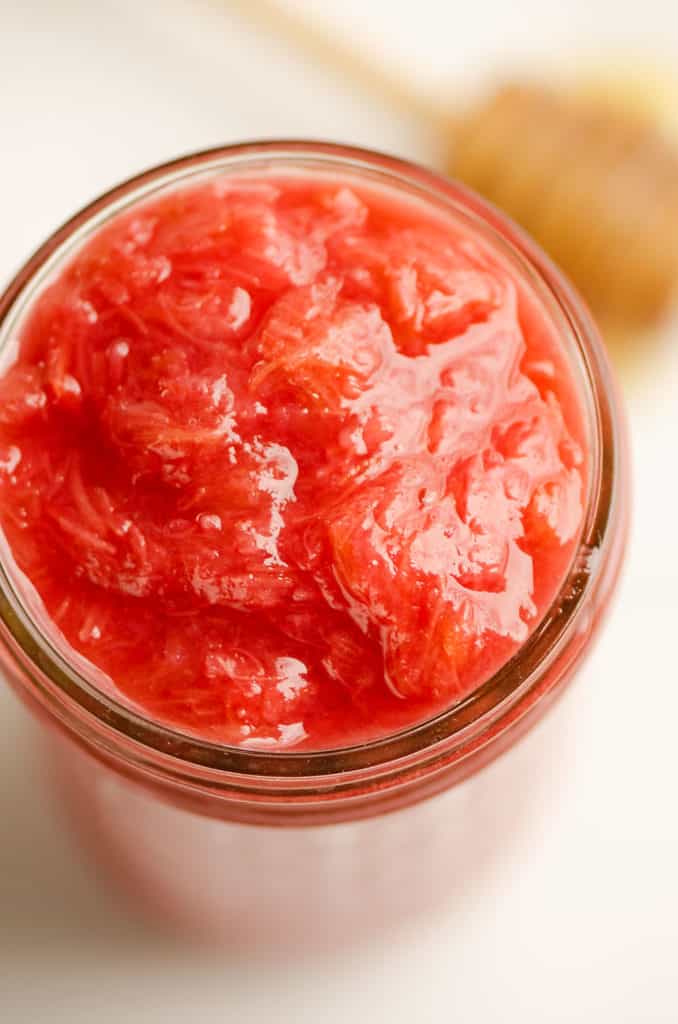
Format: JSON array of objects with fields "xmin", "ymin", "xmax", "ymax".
[
  {"xmin": 230, "ymin": 0, "xmax": 678, "ymax": 327},
  {"xmin": 450, "ymin": 82, "xmax": 678, "ymax": 326}
]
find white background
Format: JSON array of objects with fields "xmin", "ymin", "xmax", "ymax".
[{"xmin": 1, "ymin": 2, "xmax": 677, "ymax": 1021}]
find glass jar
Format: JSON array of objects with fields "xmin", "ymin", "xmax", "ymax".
[{"xmin": 0, "ymin": 142, "xmax": 628, "ymax": 947}]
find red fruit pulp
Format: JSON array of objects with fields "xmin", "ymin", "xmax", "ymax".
[{"xmin": 0, "ymin": 175, "xmax": 586, "ymax": 750}]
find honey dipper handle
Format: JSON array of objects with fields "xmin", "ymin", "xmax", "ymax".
[{"xmin": 226, "ymin": 0, "xmax": 450, "ymax": 130}]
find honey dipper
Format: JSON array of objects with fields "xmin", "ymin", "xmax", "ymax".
[
  {"xmin": 230, "ymin": 0, "xmax": 678, "ymax": 326},
  {"xmin": 450, "ymin": 82, "xmax": 678, "ymax": 326}
]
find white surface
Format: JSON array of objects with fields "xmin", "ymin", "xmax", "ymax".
[{"xmin": 1, "ymin": 2, "xmax": 677, "ymax": 1021}]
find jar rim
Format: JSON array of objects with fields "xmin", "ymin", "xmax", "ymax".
[{"xmin": 0, "ymin": 141, "xmax": 626, "ymax": 799}]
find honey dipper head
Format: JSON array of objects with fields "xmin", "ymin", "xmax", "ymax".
[{"xmin": 448, "ymin": 82, "xmax": 678, "ymax": 327}]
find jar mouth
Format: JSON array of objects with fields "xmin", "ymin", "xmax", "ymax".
[{"xmin": 0, "ymin": 141, "xmax": 623, "ymax": 783}]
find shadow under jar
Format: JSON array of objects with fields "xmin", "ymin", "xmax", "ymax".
[{"xmin": 0, "ymin": 143, "xmax": 628, "ymax": 947}]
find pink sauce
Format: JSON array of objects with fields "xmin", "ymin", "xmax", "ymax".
[{"xmin": 0, "ymin": 175, "xmax": 586, "ymax": 750}]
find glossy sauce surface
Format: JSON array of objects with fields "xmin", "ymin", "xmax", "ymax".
[{"xmin": 0, "ymin": 176, "xmax": 586, "ymax": 749}]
